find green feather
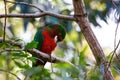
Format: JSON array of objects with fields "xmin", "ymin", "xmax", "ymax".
[
  {"xmin": 34, "ymin": 27, "xmax": 44, "ymax": 50},
  {"xmin": 57, "ymin": 24, "xmax": 66, "ymax": 41}
]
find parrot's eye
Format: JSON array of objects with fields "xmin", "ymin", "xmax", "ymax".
[
  {"xmin": 57, "ymin": 33, "xmax": 64, "ymax": 41},
  {"xmin": 57, "ymin": 36, "xmax": 63, "ymax": 42}
]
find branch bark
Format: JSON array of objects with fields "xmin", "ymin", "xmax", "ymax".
[
  {"xmin": 27, "ymin": 49, "xmax": 66, "ymax": 63},
  {"xmin": 72, "ymin": 0, "xmax": 114, "ymax": 80},
  {"xmin": 0, "ymin": 12, "xmax": 75, "ymax": 20}
]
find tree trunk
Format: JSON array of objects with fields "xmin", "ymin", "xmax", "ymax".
[{"xmin": 72, "ymin": 0, "xmax": 114, "ymax": 80}]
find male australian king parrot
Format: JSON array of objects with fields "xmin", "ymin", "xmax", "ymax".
[{"xmin": 33, "ymin": 24, "xmax": 66, "ymax": 66}]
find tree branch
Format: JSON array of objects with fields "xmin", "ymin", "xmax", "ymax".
[
  {"xmin": 3, "ymin": 0, "xmax": 7, "ymax": 42},
  {"xmin": 0, "ymin": 0, "xmax": 75, "ymax": 21},
  {"xmin": 0, "ymin": 12, "xmax": 75, "ymax": 21},
  {"xmin": 27, "ymin": 49, "xmax": 66, "ymax": 63},
  {"xmin": 27, "ymin": 49, "xmax": 79, "ymax": 69},
  {"xmin": 72, "ymin": 0, "xmax": 114, "ymax": 80},
  {"xmin": 0, "ymin": 38, "xmax": 76, "ymax": 69}
]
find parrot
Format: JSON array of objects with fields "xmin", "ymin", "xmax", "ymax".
[{"xmin": 33, "ymin": 24, "xmax": 66, "ymax": 66}]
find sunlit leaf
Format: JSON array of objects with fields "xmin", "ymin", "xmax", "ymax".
[
  {"xmin": 12, "ymin": 52, "xmax": 29, "ymax": 58},
  {"xmin": 25, "ymin": 41, "xmax": 38, "ymax": 49},
  {"xmin": 14, "ymin": 60, "xmax": 30, "ymax": 69},
  {"xmin": 0, "ymin": 55, "xmax": 6, "ymax": 67},
  {"xmin": 0, "ymin": 43, "xmax": 6, "ymax": 49},
  {"xmin": 79, "ymin": 45, "xmax": 88, "ymax": 65},
  {"xmin": 27, "ymin": 57, "xmax": 36, "ymax": 63}
]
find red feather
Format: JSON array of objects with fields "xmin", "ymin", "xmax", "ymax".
[{"xmin": 40, "ymin": 30, "xmax": 57, "ymax": 54}]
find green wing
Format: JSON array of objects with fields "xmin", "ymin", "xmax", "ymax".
[{"xmin": 34, "ymin": 28, "xmax": 44, "ymax": 50}]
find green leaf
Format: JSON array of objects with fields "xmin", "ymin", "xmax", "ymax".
[
  {"xmin": 23, "ymin": 66, "xmax": 42, "ymax": 76},
  {"xmin": 0, "ymin": 42, "xmax": 9, "ymax": 49},
  {"xmin": 12, "ymin": 52, "xmax": 29, "ymax": 58},
  {"xmin": 14, "ymin": 60, "xmax": 30, "ymax": 69},
  {"xmin": 55, "ymin": 63, "xmax": 80, "ymax": 79},
  {"xmin": 24, "ymin": 66, "xmax": 51, "ymax": 80},
  {"xmin": 0, "ymin": 55, "xmax": 6, "ymax": 67},
  {"xmin": 79, "ymin": 45, "xmax": 88, "ymax": 65},
  {"xmin": 25, "ymin": 41, "xmax": 38, "ymax": 49},
  {"xmin": 27, "ymin": 57, "xmax": 36, "ymax": 63},
  {"xmin": 87, "ymin": 67, "xmax": 102, "ymax": 80}
]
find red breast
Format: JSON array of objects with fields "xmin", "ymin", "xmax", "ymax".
[{"xmin": 40, "ymin": 30, "xmax": 57, "ymax": 54}]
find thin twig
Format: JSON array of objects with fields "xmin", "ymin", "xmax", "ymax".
[
  {"xmin": 0, "ymin": 13, "xmax": 75, "ymax": 21},
  {"xmin": 114, "ymin": 22, "xmax": 119, "ymax": 48},
  {"xmin": 111, "ymin": 0, "xmax": 117, "ymax": 8},
  {"xmin": 108, "ymin": 40, "xmax": 120, "ymax": 67},
  {"xmin": 105, "ymin": 40, "xmax": 120, "ymax": 79},
  {"xmin": 0, "ymin": 69, "xmax": 21, "ymax": 80},
  {"xmin": 108, "ymin": 20, "xmax": 120, "ymax": 67},
  {"xmin": 3, "ymin": 0, "xmax": 7, "ymax": 42},
  {"xmin": 3, "ymin": 1, "xmax": 9, "ymax": 79}
]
